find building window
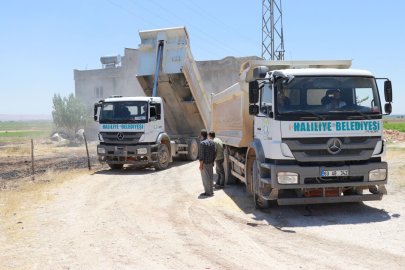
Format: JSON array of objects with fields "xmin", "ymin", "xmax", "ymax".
[{"xmin": 95, "ymin": 87, "xmax": 103, "ymax": 98}]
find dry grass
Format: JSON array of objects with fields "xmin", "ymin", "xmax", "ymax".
[
  {"xmin": 383, "ymin": 146, "xmax": 405, "ymax": 191},
  {"xmin": 0, "ymin": 168, "xmax": 93, "ymax": 241},
  {"xmin": 0, "ymin": 146, "xmax": 31, "ymax": 156},
  {"xmin": 0, "ymin": 168, "xmax": 91, "ymax": 214}
]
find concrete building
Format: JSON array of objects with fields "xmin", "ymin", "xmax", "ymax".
[{"xmin": 74, "ymin": 48, "xmax": 144, "ymax": 112}]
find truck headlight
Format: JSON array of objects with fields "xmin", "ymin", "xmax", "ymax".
[
  {"xmin": 137, "ymin": 148, "xmax": 147, "ymax": 155},
  {"xmin": 277, "ymin": 172, "xmax": 299, "ymax": 184},
  {"xmin": 98, "ymin": 148, "xmax": 106, "ymax": 154},
  {"xmin": 369, "ymin": 169, "xmax": 386, "ymax": 181}
]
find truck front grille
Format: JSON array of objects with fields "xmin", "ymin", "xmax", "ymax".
[
  {"xmin": 304, "ymin": 176, "xmax": 364, "ymax": 184},
  {"xmin": 101, "ymin": 132, "xmax": 143, "ymax": 145},
  {"xmin": 304, "ymin": 149, "xmax": 363, "ymax": 156},
  {"xmin": 283, "ymin": 136, "xmax": 380, "ymax": 162}
]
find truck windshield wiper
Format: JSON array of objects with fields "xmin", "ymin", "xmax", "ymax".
[
  {"xmin": 101, "ymin": 119, "xmax": 118, "ymax": 123},
  {"xmin": 329, "ymin": 110, "xmax": 371, "ymax": 120},
  {"xmin": 282, "ymin": 110, "xmax": 326, "ymax": 120}
]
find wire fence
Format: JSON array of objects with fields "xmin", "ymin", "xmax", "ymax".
[{"xmin": 0, "ymin": 133, "xmax": 101, "ymax": 186}]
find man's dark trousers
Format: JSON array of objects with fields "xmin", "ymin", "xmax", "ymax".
[{"xmin": 215, "ymin": 158, "xmax": 225, "ymax": 186}]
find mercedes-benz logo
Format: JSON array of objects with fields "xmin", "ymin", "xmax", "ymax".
[
  {"xmin": 117, "ymin": 132, "xmax": 124, "ymax": 140},
  {"xmin": 326, "ymin": 138, "xmax": 342, "ymax": 155}
]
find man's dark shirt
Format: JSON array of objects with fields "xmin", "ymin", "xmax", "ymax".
[{"xmin": 199, "ymin": 138, "xmax": 216, "ymax": 164}]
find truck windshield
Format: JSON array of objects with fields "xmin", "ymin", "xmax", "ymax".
[
  {"xmin": 99, "ymin": 101, "xmax": 148, "ymax": 123},
  {"xmin": 275, "ymin": 76, "xmax": 381, "ymax": 120}
]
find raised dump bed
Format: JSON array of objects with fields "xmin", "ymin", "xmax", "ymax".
[{"xmin": 136, "ymin": 27, "xmax": 212, "ymax": 139}]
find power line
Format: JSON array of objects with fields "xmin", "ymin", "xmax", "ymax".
[
  {"xmin": 184, "ymin": 0, "xmax": 258, "ymax": 45},
  {"xmin": 105, "ymin": 0, "xmax": 222, "ymax": 58},
  {"xmin": 125, "ymin": 0, "xmax": 238, "ymax": 57},
  {"xmin": 106, "ymin": 0, "xmax": 159, "ymax": 28},
  {"xmin": 149, "ymin": 0, "xmax": 248, "ymax": 56}
]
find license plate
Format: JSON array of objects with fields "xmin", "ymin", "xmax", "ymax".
[
  {"xmin": 321, "ymin": 170, "xmax": 348, "ymax": 177},
  {"xmin": 114, "ymin": 151, "xmax": 127, "ymax": 156}
]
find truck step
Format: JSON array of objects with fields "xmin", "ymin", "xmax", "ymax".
[
  {"xmin": 260, "ymin": 177, "xmax": 271, "ymax": 184},
  {"xmin": 260, "ymin": 163, "xmax": 272, "ymax": 169}
]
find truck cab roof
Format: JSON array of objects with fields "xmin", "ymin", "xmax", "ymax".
[
  {"xmin": 103, "ymin": 96, "xmax": 162, "ymax": 103},
  {"xmin": 276, "ymin": 68, "xmax": 375, "ymax": 77}
]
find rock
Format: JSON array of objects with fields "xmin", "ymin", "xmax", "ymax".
[
  {"xmin": 58, "ymin": 132, "xmax": 69, "ymax": 139},
  {"xmin": 50, "ymin": 133, "xmax": 63, "ymax": 142},
  {"xmin": 75, "ymin": 129, "xmax": 85, "ymax": 141}
]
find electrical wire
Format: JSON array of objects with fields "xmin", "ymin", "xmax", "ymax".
[
  {"xmin": 125, "ymin": 0, "xmax": 235, "ymax": 57},
  {"xmin": 183, "ymin": 0, "xmax": 258, "ymax": 45},
  {"xmin": 105, "ymin": 0, "xmax": 223, "ymax": 58},
  {"xmin": 149, "ymin": 0, "xmax": 248, "ymax": 56}
]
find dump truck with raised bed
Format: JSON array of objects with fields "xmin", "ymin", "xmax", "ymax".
[
  {"xmin": 211, "ymin": 59, "xmax": 393, "ymax": 207},
  {"xmin": 94, "ymin": 27, "xmax": 213, "ymax": 170}
]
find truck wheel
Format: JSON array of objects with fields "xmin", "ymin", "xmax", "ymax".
[
  {"xmin": 253, "ymin": 160, "xmax": 269, "ymax": 209},
  {"xmin": 224, "ymin": 148, "xmax": 237, "ymax": 184},
  {"xmin": 155, "ymin": 144, "xmax": 169, "ymax": 170},
  {"xmin": 186, "ymin": 139, "xmax": 198, "ymax": 161},
  {"xmin": 108, "ymin": 164, "xmax": 124, "ymax": 170}
]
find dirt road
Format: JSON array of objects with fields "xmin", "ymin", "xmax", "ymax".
[{"xmin": 1, "ymin": 154, "xmax": 405, "ymax": 269}]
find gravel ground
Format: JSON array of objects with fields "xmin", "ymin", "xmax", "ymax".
[{"xmin": 0, "ymin": 148, "xmax": 404, "ymax": 269}]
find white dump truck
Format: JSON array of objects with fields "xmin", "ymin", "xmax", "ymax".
[
  {"xmin": 212, "ymin": 59, "xmax": 393, "ymax": 207},
  {"xmin": 94, "ymin": 27, "xmax": 213, "ymax": 169}
]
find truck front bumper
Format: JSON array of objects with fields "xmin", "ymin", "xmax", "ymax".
[
  {"xmin": 97, "ymin": 144, "xmax": 158, "ymax": 165},
  {"xmin": 97, "ymin": 144, "xmax": 156, "ymax": 157},
  {"xmin": 260, "ymin": 161, "xmax": 388, "ymax": 205}
]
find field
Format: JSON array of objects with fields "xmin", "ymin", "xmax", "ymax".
[
  {"xmin": 383, "ymin": 116, "xmax": 405, "ymax": 133},
  {"xmin": 0, "ymin": 121, "xmax": 53, "ymax": 138}
]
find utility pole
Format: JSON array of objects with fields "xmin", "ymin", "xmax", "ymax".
[{"xmin": 262, "ymin": 0, "xmax": 285, "ymax": 60}]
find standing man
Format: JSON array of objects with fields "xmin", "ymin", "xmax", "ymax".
[
  {"xmin": 209, "ymin": 131, "xmax": 225, "ymax": 189},
  {"xmin": 199, "ymin": 129, "xmax": 216, "ymax": 196}
]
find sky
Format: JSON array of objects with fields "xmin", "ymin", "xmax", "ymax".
[{"xmin": 1, "ymin": 0, "xmax": 404, "ymax": 115}]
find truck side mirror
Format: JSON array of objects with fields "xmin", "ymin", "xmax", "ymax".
[
  {"xmin": 150, "ymin": 106, "xmax": 156, "ymax": 121},
  {"xmin": 385, "ymin": 103, "xmax": 392, "ymax": 114},
  {"xmin": 249, "ymin": 81, "xmax": 259, "ymax": 104},
  {"xmin": 156, "ymin": 103, "xmax": 161, "ymax": 115},
  {"xmin": 94, "ymin": 103, "xmax": 99, "ymax": 122},
  {"xmin": 253, "ymin": 66, "xmax": 269, "ymax": 79},
  {"xmin": 249, "ymin": 105, "xmax": 259, "ymax": 115},
  {"xmin": 156, "ymin": 103, "xmax": 162, "ymax": 120},
  {"xmin": 384, "ymin": 80, "xmax": 392, "ymax": 102}
]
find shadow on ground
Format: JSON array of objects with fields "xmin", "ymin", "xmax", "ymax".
[
  {"xmin": 221, "ymin": 180, "xmax": 395, "ymax": 232},
  {"xmin": 92, "ymin": 157, "xmax": 196, "ymax": 176}
]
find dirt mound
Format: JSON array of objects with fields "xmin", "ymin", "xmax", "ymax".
[{"xmin": 384, "ymin": 129, "xmax": 405, "ymax": 142}]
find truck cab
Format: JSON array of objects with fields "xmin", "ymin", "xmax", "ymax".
[
  {"xmin": 95, "ymin": 96, "xmax": 175, "ymax": 170},
  {"xmin": 212, "ymin": 60, "xmax": 393, "ymax": 207}
]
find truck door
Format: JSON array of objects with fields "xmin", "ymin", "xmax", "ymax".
[
  {"xmin": 255, "ymin": 84, "xmax": 274, "ymax": 142},
  {"xmin": 149, "ymin": 102, "xmax": 164, "ymax": 135}
]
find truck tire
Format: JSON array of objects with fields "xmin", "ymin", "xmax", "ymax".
[
  {"xmin": 224, "ymin": 148, "xmax": 237, "ymax": 184},
  {"xmin": 108, "ymin": 164, "xmax": 124, "ymax": 170},
  {"xmin": 155, "ymin": 144, "xmax": 170, "ymax": 170},
  {"xmin": 186, "ymin": 139, "xmax": 198, "ymax": 161},
  {"xmin": 253, "ymin": 160, "xmax": 269, "ymax": 209}
]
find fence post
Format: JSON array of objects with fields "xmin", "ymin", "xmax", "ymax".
[
  {"xmin": 83, "ymin": 132, "xmax": 91, "ymax": 170},
  {"xmin": 31, "ymin": 139, "xmax": 35, "ymax": 181}
]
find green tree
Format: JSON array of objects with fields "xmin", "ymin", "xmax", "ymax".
[
  {"xmin": 356, "ymin": 95, "xmax": 369, "ymax": 105},
  {"xmin": 52, "ymin": 93, "xmax": 91, "ymax": 139}
]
